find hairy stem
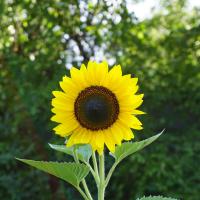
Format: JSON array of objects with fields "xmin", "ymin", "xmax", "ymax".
[
  {"xmin": 105, "ymin": 161, "xmax": 118, "ymax": 188},
  {"xmin": 73, "ymin": 149, "xmax": 93, "ymax": 200},
  {"xmin": 98, "ymin": 153, "xmax": 105, "ymax": 200},
  {"xmin": 83, "ymin": 160, "xmax": 100, "ymax": 185},
  {"xmin": 76, "ymin": 186, "xmax": 90, "ymax": 200},
  {"xmin": 92, "ymin": 151, "xmax": 100, "ymax": 184}
]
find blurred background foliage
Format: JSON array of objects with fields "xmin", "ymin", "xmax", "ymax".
[{"xmin": 0, "ymin": 0, "xmax": 200, "ymax": 199}]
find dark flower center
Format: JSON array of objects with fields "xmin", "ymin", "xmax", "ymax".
[{"xmin": 74, "ymin": 86, "xmax": 119, "ymax": 130}]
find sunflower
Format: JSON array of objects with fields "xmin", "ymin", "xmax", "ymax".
[{"xmin": 51, "ymin": 61, "xmax": 144, "ymax": 154}]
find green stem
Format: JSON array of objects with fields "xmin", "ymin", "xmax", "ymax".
[
  {"xmin": 98, "ymin": 153, "xmax": 105, "ymax": 200},
  {"xmin": 73, "ymin": 149, "xmax": 79, "ymax": 163},
  {"xmin": 83, "ymin": 160, "xmax": 99, "ymax": 185},
  {"xmin": 73, "ymin": 149, "xmax": 93, "ymax": 200},
  {"xmin": 82, "ymin": 180, "xmax": 93, "ymax": 200},
  {"xmin": 92, "ymin": 151, "xmax": 99, "ymax": 182},
  {"xmin": 105, "ymin": 161, "xmax": 118, "ymax": 188},
  {"xmin": 77, "ymin": 186, "xmax": 90, "ymax": 200}
]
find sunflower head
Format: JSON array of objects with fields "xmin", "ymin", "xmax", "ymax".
[{"xmin": 51, "ymin": 61, "xmax": 144, "ymax": 154}]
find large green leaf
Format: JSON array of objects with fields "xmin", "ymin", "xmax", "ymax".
[
  {"xmin": 113, "ymin": 130, "xmax": 164, "ymax": 163},
  {"xmin": 49, "ymin": 143, "xmax": 92, "ymax": 163},
  {"xmin": 137, "ymin": 196, "xmax": 178, "ymax": 200},
  {"xmin": 16, "ymin": 158, "xmax": 89, "ymax": 187}
]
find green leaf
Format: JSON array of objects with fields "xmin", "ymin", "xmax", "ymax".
[
  {"xmin": 136, "ymin": 196, "xmax": 178, "ymax": 200},
  {"xmin": 113, "ymin": 130, "xmax": 164, "ymax": 163},
  {"xmin": 16, "ymin": 158, "xmax": 89, "ymax": 187},
  {"xmin": 49, "ymin": 143, "xmax": 92, "ymax": 163}
]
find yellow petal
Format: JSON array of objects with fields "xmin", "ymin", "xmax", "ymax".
[
  {"xmin": 123, "ymin": 128, "xmax": 134, "ymax": 140},
  {"xmin": 129, "ymin": 78, "xmax": 138, "ymax": 87},
  {"xmin": 70, "ymin": 67, "xmax": 88, "ymax": 89},
  {"xmin": 53, "ymin": 124, "xmax": 75, "ymax": 137},
  {"xmin": 103, "ymin": 65, "xmax": 123, "ymax": 91},
  {"xmin": 51, "ymin": 107, "xmax": 73, "ymax": 114},
  {"xmin": 110, "ymin": 125, "xmax": 122, "ymax": 145},
  {"xmin": 104, "ymin": 130, "xmax": 115, "ymax": 153},
  {"xmin": 52, "ymin": 91, "xmax": 67, "ymax": 98},
  {"xmin": 80, "ymin": 63, "xmax": 87, "ymax": 71},
  {"xmin": 131, "ymin": 85, "xmax": 139, "ymax": 94},
  {"xmin": 95, "ymin": 61, "xmax": 109, "ymax": 85},
  {"xmin": 118, "ymin": 122, "xmax": 134, "ymax": 140},
  {"xmin": 95, "ymin": 131, "xmax": 105, "ymax": 149},
  {"xmin": 90, "ymin": 133, "xmax": 98, "ymax": 151},
  {"xmin": 97, "ymin": 148, "xmax": 104, "ymax": 155},
  {"xmin": 119, "ymin": 113, "xmax": 142, "ymax": 128},
  {"xmin": 51, "ymin": 98, "xmax": 74, "ymax": 111},
  {"xmin": 86, "ymin": 61, "xmax": 98, "ymax": 85},
  {"xmin": 60, "ymin": 76, "xmax": 80, "ymax": 97},
  {"xmin": 120, "ymin": 94, "xmax": 144, "ymax": 112},
  {"xmin": 78, "ymin": 128, "xmax": 91, "ymax": 144},
  {"xmin": 51, "ymin": 113, "xmax": 77, "ymax": 124},
  {"xmin": 132, "ymin": 110, "xmax": 146, "ymax": 115},
  {"xmin": 109, "ymin": 65, "xmax": 122, "ymax": 77},
  {"xmin": 132, "ymin": 99, "xmax": 143, "ymax": 109},
  {"xmin": 51, "ymin": 96, "xmax": 74, "ymax": 104},
  {"xmin": 67, "ymin": 132, "xmax": 78, "ymax": 147},
  {"xmin": 132, "ymin": 125, "xmax": 143, "ymax": 130}
]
